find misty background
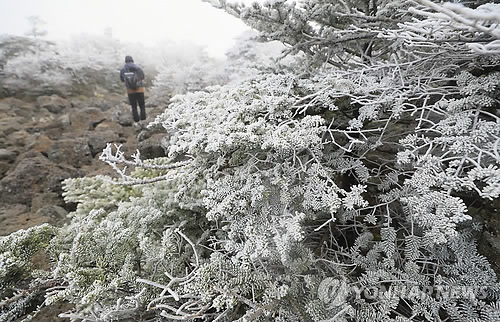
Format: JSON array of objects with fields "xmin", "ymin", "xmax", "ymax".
[
  {"xmin": 0, "ymin": 0, "xmax": 296, "ymax": 102},
  {"xmin": 1, "ymin": 0, "xmax": 251, "ymax": 57}
]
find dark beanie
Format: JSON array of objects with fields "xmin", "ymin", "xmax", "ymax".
[{"xmin": 125, "ymin": 56, "xmax": 134, "ymax": 63}]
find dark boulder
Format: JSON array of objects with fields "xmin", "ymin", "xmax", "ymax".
[
  {"xmin": 0, "ymin": 152, "xmax": 82, "ymax": 205},
  {"xmin": 46, "ymin": 138, "xmax": 93, "ymax": 168},
  {"xmin": 69, "ymin": 107, "xmax": 107, "ymax": 133},
  {"xmin": 137, "ymin": 133, "xmax": 169, "ymax": 159},
  {"xmin": 87, "ymin": 130, "xmax": 120, "ymax": 157},
  {"xmin": 37, "ymin": 95, "xmax": 71, "ymax": 114}
]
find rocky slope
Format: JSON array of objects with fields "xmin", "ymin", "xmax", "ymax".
[
  {"xmin": 0, "ymin": 89, "xmax": 168, "ymax": 237},
  {"xmin": 0, "ymin": 89, "xmax": 170, "ymax": 321}
]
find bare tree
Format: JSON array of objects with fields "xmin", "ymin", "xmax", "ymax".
[{"xmin": 25, "ymin": 15, "xmax": 47, "ymax": 38}]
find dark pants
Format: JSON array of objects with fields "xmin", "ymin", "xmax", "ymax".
[{"xmin": 128, "ymin": 93, "xmax": 146, "ymax": 122}]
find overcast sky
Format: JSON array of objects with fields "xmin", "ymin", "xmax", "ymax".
[{"xmin": 0, "ymin": 0, "xmax": 252, "ymax": 57}]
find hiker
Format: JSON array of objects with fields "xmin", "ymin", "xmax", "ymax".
[{"xmin": 120, "ymin": 55, "xmax": 146, "ymax": 122}]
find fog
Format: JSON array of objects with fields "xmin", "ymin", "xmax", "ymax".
[{"xmin": 0, "ymin": 0, "xmax": 250, "ymax": 57}]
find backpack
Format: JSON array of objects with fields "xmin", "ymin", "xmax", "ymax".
[{"xmin": 123, "ymin": 71, "xmax": 140, "ymax": 89}]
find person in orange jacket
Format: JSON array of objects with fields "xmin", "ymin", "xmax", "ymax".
[{"xmin": 120, "ymin": 55, "xmax": 146, "ymax": 122}]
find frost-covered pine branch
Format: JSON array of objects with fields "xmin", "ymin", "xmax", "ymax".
[
  {"xmin": 98, "ymin": 143, "xmax": 191, "ymax": 185},
  {"xmin": 411, "ymin": 0, "xmax": 500, "ymax": 53}
]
